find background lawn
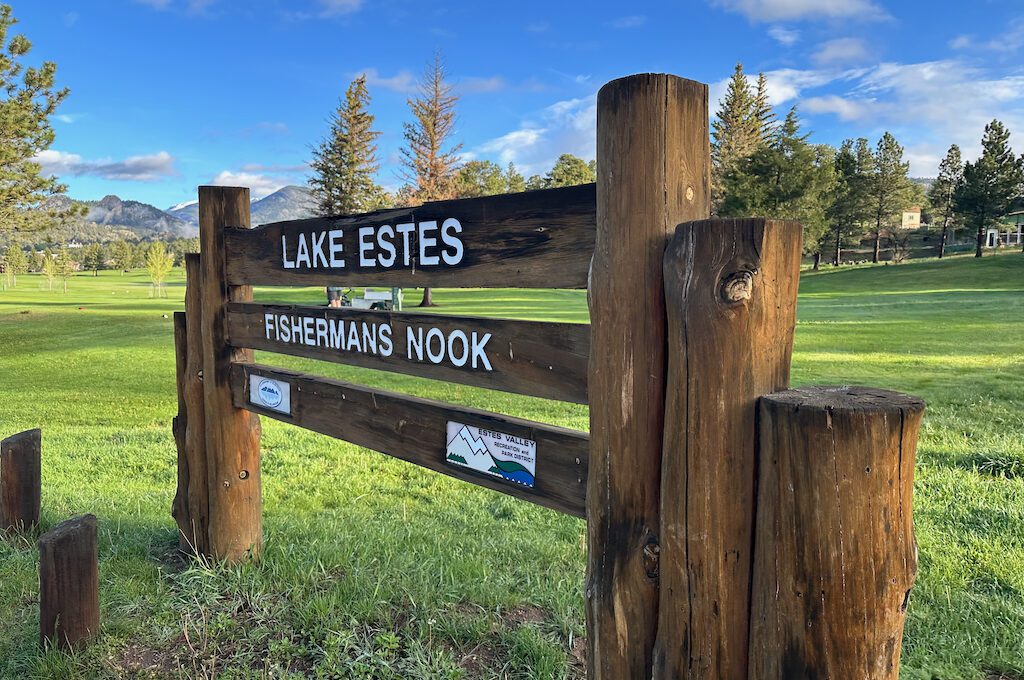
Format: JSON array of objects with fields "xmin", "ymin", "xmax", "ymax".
[{"xmin": 0, "ymin": 251, "xmax": 1022, "ymax": 679}]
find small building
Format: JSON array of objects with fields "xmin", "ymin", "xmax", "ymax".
[
  {"xmin": 987, "ymin": 210, "xmax": 1024, "ymax": 248},
  {"xmin": 900, "ymin": 207, "xmax": 921, "ymax": 230}
]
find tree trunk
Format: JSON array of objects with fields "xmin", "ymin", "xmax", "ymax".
[
  {"xmin": 938, "ymin": 220, "xmax": 948, "ymax": 259},
  {"xmin": 418, "ymin": 287, "xmax": 436, "ymax": 307},
  {"xmin": 872, "ymin": 230, "xmax": 881, "ymax": 263},
  {"xmin": 976, "ymin": 224, "xmax": 984, "ymax": 258},
  {"xmin": 833, "ymin": 224, "xmax": 842, "ymax": 266},
  {"xmin": 812, "ymin": 251, "xmax": 821, "ymax": 270}
]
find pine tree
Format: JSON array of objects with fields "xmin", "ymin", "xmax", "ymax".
[
  {"xmin": 827, "ymin": 139, "xmax": 873, "ymax": 266},
  {"xmin": 3, "ymin": 240, "xmax": 26, "ymax": 286},
  {"xmin": 110, "ymin": 239, "xmax": 133, "ymax": 273},
  {"xmin": 927, "ymin": 145, "xmax": 964, "ymax": 259},
  {"xmin": 541, "ymin": 154, "xmax": 596, "ymax": 188},
  {"xmin": 309, "ymin": 75, "xmax": 383, "ymax": 216},
  {"xmin": 866, "ymin": 132, "xmax": 914, "ymax": 263},
  {"xmin": 401, "ymin": 52, "xmax": 462, "ymax": 307},
  {"xmin": 712, "ymin": 64, "xmax": 759, "ymax": 212},
  {"xmin": 752, "ymin": 72, "xmax": 776, "ymax": 145},
  {"xmin": 81, "ymin": 242, "xmax": 104, "ymax": 275},
  {"xmin": 955, "ymin": 120, "xmax": 1024, "ymax": 257},
  {"xmin": 40, "ymin": 247, "xmax": 55, "ymax": 290},
  {"xmin": 0, "ymin": 4, "xmax": 70, "ymax": 235},
  {"xmin": 505, "ymin": 163, "xmax": 525, "ymax": 193},
  {"xmin": 456, "ymin": 160, "xmax": 507, "ymax": 198}
]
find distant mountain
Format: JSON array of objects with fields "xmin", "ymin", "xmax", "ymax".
[
  {"xmin": 911, "ymin": 177, "xmax": 935, "ymax": 191},
  {"xmin": 43, "ymin": 194, "xmax": 196, "ymax": 240},
  {"xmin": 165, "ymin": 185, "xmax": 317, "ymax": 227}
]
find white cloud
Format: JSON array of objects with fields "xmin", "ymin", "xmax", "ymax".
[
  {"xmin": 802, "ymin": 94, "xmax": 879, "ymax": 121},
  {"xmin": 710, "ymin": 0, "xmax": 886, "ymax": 22},
  {"xmin": 459, "ymin": 76, "xmax": 507, "ymax": 94},
  {"xmin": 525, "ymin": 21, "xmax": 550, "ymax": 33},
  {"xmin": 358, "ymin": 68, "xmax": 417, "ymax": 93},
  {"xmin": 710, "ymin": 67, "xmax": 855, "ymax": 110},
  {"xmin": 209, "ymin": 171, "xmax": 287, "ymax": 199},
  {"xmin": 813, "ymin": 38, "xmax": 869, "ymax": 65},
  {"xmin": 319, "ymin": 0, "xmax": 362, "ymax": 16},
  {"xmin": 35, "ymin": 150, "xmax": 177, "ymax": 181},
  {"xmin": 949, "ymin": 35, "xmax": 972, "ymax": 50},
  {"xmin": 947, "ymin": 19, "xmax": 1024, "ymax": 53},
  {"xmin": 63, "ymin": 12, "xmax": 79, "ymax": 27},
  {"xmin": 768, "ymin": 25, "xmax": 799, "ymax": 46},
  {"xmin": 609, "ymin": 15, "xmax": 646, "ymax": 29},
  {"xmin": 471, "ymin": 95, "xmax": 596, "ymax": 175},
  {"xmin": 134, "ymin": 0, "xmax": 171, "ymax": 8}
]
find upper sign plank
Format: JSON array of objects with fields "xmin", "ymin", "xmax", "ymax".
[{"xmin": 224, "ymin": 183, "xmax": 597, "ymax": 289}]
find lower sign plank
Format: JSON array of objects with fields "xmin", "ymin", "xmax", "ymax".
[
  {"xmin": 230, "ymin": 362, "xmax": 588, "ymax": 517},
  {"xmin": 226, "ymin": 302, "xmax": 590, "ymax": 404}
]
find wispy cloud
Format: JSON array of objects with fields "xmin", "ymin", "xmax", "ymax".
[
  {"xmin": 63, "ymin": 12, "xmax": 79, "ymax": 27},
  {"xmin": 525, "ymin": 21, "xmax": 550, "ymax": 33},
  {"xmin": 948, "ymin": 18, "xmax": 1024, "ymax": 53},
  {"xmin": 318, "ymin": 0, "xmax": 363, "ymax": 17},
  {"xmin": 768, "ymin": 25, "xmax": 799, "ymax": 46},
  {"xmin": 609, "ymin": 15, "xmax": 646, "ymax": 29},
  {"xmin": 813, "ymin": 38, "xmax": 870, "ymax": 65},
  {"xmin": 133, "ymin": 0, "xmax": 172, "ymax": 8},
  {"xmin": 710, "ymin": 0, "xmax": 887, "ymax": 23},
  {"xmin": 35, "ymin": 150, "xmax": 177, "ymax": 181},
  {"xmin": 459, "ymin": 76, "xmax": 507, "ymax": 94},
  {"xmin": 359, "ymin": 67, "xmax": 418, "ymax": 93},
  {"xmin": 209, "ymin": 171, "xmax": 290, "ymax": 199}
]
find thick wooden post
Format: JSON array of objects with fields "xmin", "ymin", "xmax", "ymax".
[
  {"xmin": 200, "ymin": 187, "xmax": 262, "ymax": 562},
  {"xmin": 171, "ymin": 254, "xmax": 211, "ymax": 555},
  {"xmin": 655, "ymin": 218, "xmax": 802, "ymax": 679},
  {"xmin": 39, "ymin": 514, "xmax": 100, "ymax": 649},
  {"xmin": 1, "ymin": 428, "xmax": 41, "ymax": 532},
  {"xmin": 750, "ymin": 386, "xmax": 924, "ymax": 679},
  {"xmin": 586, "ymin": 73, "xmax": 710, "ymax": 679}
]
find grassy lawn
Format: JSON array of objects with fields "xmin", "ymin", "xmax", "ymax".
[{"xmin": 0, "ymin": 251, "xmax": 1022, "ymax": 679}]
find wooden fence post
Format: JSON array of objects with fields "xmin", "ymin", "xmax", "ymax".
[
  {"xmin": 39, "ymin": 514, "xmax": 100, "ymax": 649},
  {"xmin": 586, "ymin": 73, "xmax": 710, "ymax": 679},
  {"xmin": 749, "ymin": 386, "xmax": 924, "ymax": 679},
  {"xmin": 172, "ymin": 254, "xmax": 211, "ymax": 555},
  {"xmin": 655, "ymin": 218, "xmax": 802, "ymax": 679},
  {"xmin": 1, "ymin": 428, "xmax": 41, "ymax": 532},
  {"xmin": 200, "ymin": 187, "xmax": 262, "ymax": 562}
]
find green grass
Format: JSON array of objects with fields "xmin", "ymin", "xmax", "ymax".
[{"xmin": 1, "ymin": 251, "xmax": 1022, "ymax": 679}]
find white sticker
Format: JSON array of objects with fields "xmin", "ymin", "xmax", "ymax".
[
  {"xmin": 445, "ymin": 422, "xmax": 536, "ymax": 488},
  {"xmin": 249, "ymin": 376, "xmax": 291, "ymax": 415}
]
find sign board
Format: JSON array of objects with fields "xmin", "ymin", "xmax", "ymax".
[
  {"xmin": 248, "ymin": 375, "xmax": 291, "ymax": 415},
  {"xmin": 445, "ymin": 421, "xmax": 536, "ymax": 488}
]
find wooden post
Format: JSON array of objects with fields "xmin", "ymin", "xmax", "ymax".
[
  {"xmin": 750, "ymin": 386, "xmax": 924, "ymax": 679},
  {"xmin": 1, "ymin": 428, "xmax": 41, "ymax": 532},
  {"xmin": 655, "ymin": 218, "xmax": 802, "ymax": 679},
  {"xmin": 39, "ymin": 514, "xmax": 100, "ymax": 649},
  {"xmin": 171, "ymin": 254, "xmax": 211, "ymax": 555},
  {"xmin": 199, "ymin": 187, "xmax": 262, "ymax": 562},
  {"xmin": 586, "ymin": 73, "xmax": 710, "ymax": 679}
]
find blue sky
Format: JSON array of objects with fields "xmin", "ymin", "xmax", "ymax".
[{"xmin": 13, "ymin": 0, "xmax": 1024, "ymax": 208}]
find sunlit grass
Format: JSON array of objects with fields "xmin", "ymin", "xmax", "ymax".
[{"xmin": 0, "ymin": 250, "xmax": 1022, "ymax": 678}]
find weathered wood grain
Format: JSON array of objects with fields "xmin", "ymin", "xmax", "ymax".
[
  {"xmin": 654, "ymin": 217, "xmax": 802, "ymax": 680},
  {"xmin": 750, "ymin": 386, "xmax": 924, "ymax": 679},
  {"xmin": 39, "ymin": 514, "xmax": 100, "ymax": 649},
  {"xmin": 230, "ymin": 362, "xmax": 589, "ymax": 518},
  {"xmin": 200, "ymin": 187, "xmax": 263, "ymax": 562},
  {"xmin": 223, "ymin": 183, "xmax": 596, "ymax": 289},
  {"xmin": 586, "ymin": 73, "xmax": 711, "ymax": 680},
  {"xmin": 226, "ymin": 302, "xmax": 590, "ymax": 404},
  {"xmin": 171, "ymin": 254, "xmax": 210, "ymax": 555},
  {"xmin": 0, "ymin": 428, "xmax": 41, "ymax": 532}
]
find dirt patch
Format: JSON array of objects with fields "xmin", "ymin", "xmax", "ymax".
[
  {"xmin": 455, "ymin": 641, "xmax": 504, "ymax": 679},
  {"xmin": 116, "ymin": 640, "xmax": 183, "ymax": 676},
  {"xmin": 497, "ymin": 604, "xmax": 548, "ymax": 628}
]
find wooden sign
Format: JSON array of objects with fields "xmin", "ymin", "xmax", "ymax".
[
  {"xmin": 231, "ymin": 362, "xmax": 589, "ymax": 517},
  {"xmin": 223, "ymin": 183, "xmax": 596, "ymax": 289},
  {"xmin": 226, "ymin": 302, "xmax": 590, "ymax": 403}
]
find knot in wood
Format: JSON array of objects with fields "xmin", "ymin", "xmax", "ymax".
[
  {"xmin": 643, "ymin": 540, "xmax": 660, "ymax": 580},
  {"xmin": 720, "ymin": 270, "xmax": 754, "ymax": 304}
]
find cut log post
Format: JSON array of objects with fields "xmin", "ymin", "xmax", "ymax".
[
  {"xmin": 749, "ymin": 386, "xmax": 924, "ymax": 679},
  {"xmin": 586, "ymin": 73, "xmax": 710, "ymax": 679},
  {"xmin": 171, "ymin": 254, "xmax": 210, "ymax": 555},
  {"xmin": 1, "ymin": 428, "xmax": 42, "ymax": 532},
  {"xmin": 200, "ymin": 187, "xmax": 262, "ymax": 562},
  {"xmin": 655, "ymin": 218, "xmax": 802, "ymax": 679},
  {"xmin": 39, "ymin": 514, "xmax": 100, "ymax": 649}
]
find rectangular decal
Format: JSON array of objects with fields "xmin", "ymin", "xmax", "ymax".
[
  {"xmin": 248, "ymin": 375, "xmax": 292, "ymax": 415},
  {"xmin": 445, "ymin": 421, "xmax": 536, "ymax": 488}
]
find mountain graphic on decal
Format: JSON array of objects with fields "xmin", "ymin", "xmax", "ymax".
[{"xmin": 446, "ymin": 425, "xmax": 535, "ymax": 487}]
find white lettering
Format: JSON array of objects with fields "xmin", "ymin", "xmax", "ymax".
[
  {"xmin": 426, "ymin": 327, "xmax": 445, "ymax": 363},
  {"xmin": 471, "ymin": 332, "xmax": 493, "ymax": 371},
  {"xmin": 312, "ymin": 231, "xmax": 329, "ymax": 268},
  {"xmin": 358, "ymin": 226, "xmax": 376, "ymax": 267},
  {"xmin": 407, "ymin": 326, "xmax": 424, "ymax": 361},
  {"xmin": 377, "ymin": 225, "xmax": 396, "ymax": 267},
  {"xmin": 419, "ymin": 220, "xmax": 439, "ymax": 266},
  {"xmin": 281, "ymin": 235, "xmax": 296, "ymax": 268},
  {"xmin": 396, "ymin": 223, "xmax": 416, "ymax": 265},
  {"xmin": 328, "ymin": 229, "xmax": 345, "ymax": 267},
  {"xmin": 441, "ymin": 218, "xmax": 464, "ymax": 265},
  {"xmin": 448, "ymin": 329, "xmax": 469, "ymax": 367}
]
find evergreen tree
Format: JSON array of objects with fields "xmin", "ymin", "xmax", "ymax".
[
  {"xmin": 81, "ymin": 242, "xmax": 104, "ymax": 275},
  {"xmin": 0, "ymin": 4, "xmax": 70, "ymax": 235},
  {"xmin": 146, "ymin": 241, "xmax": 174, "ymax": 298},
  {"xmin": 401, "ymin": 53, "xmax": 462, "ymax": 307},
  {"xmin": 955, "ymin": 120, "xmax": 1024, "ymax": 257},
  {"xmin": 456, "ymin": 160, "xmax": 508, "ymax": 197},
  {"xmin": 309, "ymin": 75, "xmax": 383, "ymax": 216},
  {"xmin": 529, "ymin": 153, "xmax": 596, "ymax": 189},
  {"xmin": 505, "ymin": 162, "xmax": 525, "ymax": 193},
  {"xmin": 752, "ymin": 72, "xmax": 776, "ymax": 145},
  {"xmin": 827, "ymin": 138, "xmax": 873, "ymax": 266},
  {"xmin": 54, "ymin": 243, "xmax": 73, "ymax": 293},
  {"xmin": 711, "ymin": 64, "xmax": 759, "ymax": 211},
  {"xmin": 866, "ymin": 132, "xmax": 914, "ymax": 263},
  {"xmin": 927, "ymin": 145, "xmax": 963, "ymax": 258},
  {"xmin": 110, "ymin": 239, "xmax": 133, "ymax": 273},
  {"xmin": 3, "ymin": 240, "xmax": 26, "ymax": 286}
]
